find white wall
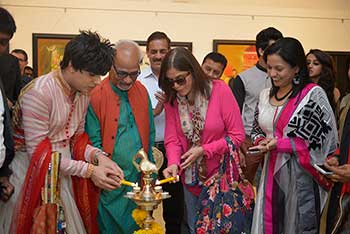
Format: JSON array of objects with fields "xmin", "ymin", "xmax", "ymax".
[{"xmin": 3, "ymin": 0, "xmax": 350, "ymax": 66}]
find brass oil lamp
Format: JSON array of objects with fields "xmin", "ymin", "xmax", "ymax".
[{"xmin": 123, "ymin": 147, "xmax": 177, "ymax": 230}]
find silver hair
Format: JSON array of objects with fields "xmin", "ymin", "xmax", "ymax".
[{"xmin": 114, "ymin": 39, "xmax": 143, "ymax": 63}]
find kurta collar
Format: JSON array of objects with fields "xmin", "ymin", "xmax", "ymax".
[
  {"xmin": 141, "ymin": 66, "xmax": 158, "ymax": 80},
  {"xmin": 54, "ymin": 69, "xmax": 79, "ymax": 101}
]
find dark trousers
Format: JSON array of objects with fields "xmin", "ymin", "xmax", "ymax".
[{"xmin": 155, "ymin": 141, "xmax": 186, "ymax": 234}]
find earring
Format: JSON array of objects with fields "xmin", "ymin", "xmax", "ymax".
[{"xmin": 293, "ymin": 73, "xmax": 300, "ymax": 85}]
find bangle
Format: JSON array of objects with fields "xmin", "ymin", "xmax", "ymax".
[{"xmin": 85, "ymin": 164, "xmax": 94, "ymax": 178}]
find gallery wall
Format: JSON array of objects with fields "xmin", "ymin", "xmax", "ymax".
[{"xmin": 3, "ymin": 0, "xmax": 350, "ymax": 66}]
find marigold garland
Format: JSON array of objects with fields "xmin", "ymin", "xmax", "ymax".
[{"xmin": 132, "ymin": 208, "xmax": 164, "ymax": 234}]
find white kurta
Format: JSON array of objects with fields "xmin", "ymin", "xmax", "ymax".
[{"xmin": 1, "ymin": 70, "xmax": 98, "ymax": 234}]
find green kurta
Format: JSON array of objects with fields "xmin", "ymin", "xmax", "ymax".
[{"xmin": 85, "ymin": 82, "xmax": 155, "ymax": 234}]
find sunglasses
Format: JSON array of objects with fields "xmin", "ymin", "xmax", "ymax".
[
  {"xmin": 167, "ymin": 72, "xmax": 190, "ymax": 87},
  {"xmin": 112, "ymin": 64, "xmax": 140, "ymax": 80}
]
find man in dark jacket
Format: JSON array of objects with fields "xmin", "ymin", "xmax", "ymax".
[{"xmin": 0, "ymin": 7, "xmax": 16, "ymax": 202}]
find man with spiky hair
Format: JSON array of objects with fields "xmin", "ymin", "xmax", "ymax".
[{"xmin": 9, "ymin": 30, "xmax": 123, "ymax": 234}]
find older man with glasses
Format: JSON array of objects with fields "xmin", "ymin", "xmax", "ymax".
[{"xmin": 86, "ymin": 40, "xmax": 155, "ymax": 234}]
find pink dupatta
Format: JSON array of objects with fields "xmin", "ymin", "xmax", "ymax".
[{"xmin": 263, "ymin": 83, "xmax": 333, "ymax": 234}]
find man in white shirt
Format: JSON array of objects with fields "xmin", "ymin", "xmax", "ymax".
[{"xmin": 138, "ymin": 31, "xmax": 185, "ymax": 234}]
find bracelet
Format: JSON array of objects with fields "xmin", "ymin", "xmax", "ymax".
[
  {"xmin": 92, "ymin": 150, "xmax": 110, "ymax": 166},
  {"xmin": 85, "ymin": 164, "xmax": 94, "ymax": 178},
  {"xmin": 92, "ymin": 151, "xmax": 100, "ymax": 166}
]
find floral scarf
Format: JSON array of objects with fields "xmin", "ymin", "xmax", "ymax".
[{"xmin": 177, "ymin": 82, "xmax": 212, "ymax": 186}]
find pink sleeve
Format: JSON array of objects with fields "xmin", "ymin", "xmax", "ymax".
[
  {"xmin": 164, "ymin": 103, "xmax": 182, "ymax": 166},
  {"xmin": 202, "ymin": 84, "xmax": 245, "ymax": 159},
  {"xmin": 21, "ymin": 90, "xmax": 89, "ymax": 178},
  {"xmin": 276, "ymin": 137, "xmax": 308, "ymax": 153}
]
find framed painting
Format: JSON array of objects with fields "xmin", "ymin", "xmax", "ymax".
[
  {"xmin": 325, "ymin": 51, "xmax": 350, "ymax": 96},
  {"xmin": 213, "ymin": 40, "xmax": 258, "ymax": 79},
  {"xmin": 135, "ymin": 40, "xmax": 192, "ymax": 69},
  {"xmin": 33, "ymin": 33, "xmax": 77, "ymax": 77}
]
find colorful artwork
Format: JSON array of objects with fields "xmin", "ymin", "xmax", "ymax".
[
  {"xmin": 33, "ymin": 34, "xmax": 76, "ymax": 77},
  {"xmin": 213, "ymin": 40, "xmax": 258, "ymax": 80}
]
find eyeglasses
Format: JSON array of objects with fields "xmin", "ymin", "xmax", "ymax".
[
  {"xmin": 0, "ymin": 38, "xmax": 9, "ymax": 46},
  {"xmin": 167, "ymin": 72, "xmax": 190, "ymax": 87},
  {"xmin": 112, "ymin": 64, "xmax": 140, "ymax": 80}
]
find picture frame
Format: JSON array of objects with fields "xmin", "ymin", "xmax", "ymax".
[
  {"xmin": 325, "ymin": 51, "xmax": 350, "ymax": 96},
  {"xmin": 135, "ymin": 40, "xmax": 193, "ymax": 68},
  {"xmin": 33, "ymin": 33, "xmax": 77, "ymax": 77},
  {"xmin": 213, "ymin": 40, "xmax": 258, "ymax": 78}
]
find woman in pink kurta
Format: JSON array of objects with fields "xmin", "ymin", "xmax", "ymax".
[{"xmin": 159, "ymin": 48, "xmax": 245, "ymax": 233}]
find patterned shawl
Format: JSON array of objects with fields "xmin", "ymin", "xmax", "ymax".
[
  {"xmin": 177, "ymin": 82, "xmax": 212, "ymax": 185},
  {"xmin": 251, "ymin": 84, "xmax": 338, "ymax": 234}
]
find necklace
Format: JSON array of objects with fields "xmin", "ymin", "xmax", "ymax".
[{"xmin": 274, "ymin": 88, "xmax": 293, "ymax": 101}]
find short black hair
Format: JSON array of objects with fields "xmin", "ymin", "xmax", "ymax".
[
  {"xmin": 60, "ymin": 30, "xmax": 114, "ymax": 76},
  {"xmin": 146, "ymin": 31, "xmax": 171, "ymax": 51},
  {"xmin": 24, "ymin": 65, "xmax": 33, "ymax": 71},
  {"xmin": 11, "ymin": 49, "xmax": 28, "ymax": 61},
  {"xmin": 202, "ymin": 52, "xmax": 227, "ymax": 69},
  {"xmin": 256, "ymin": 27, "xmax": 283, "ymax": 57},
  {"xmin": 0, "ymin": 7, "xmax": 16, "ymax": 38}
]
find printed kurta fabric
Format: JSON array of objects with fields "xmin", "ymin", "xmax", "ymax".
[
  {"xmin": 251, "ymin": 85, "xmax": 338, "ymax": 234},
  {"xmin": 17, "ymin": 70, "xmax": 96, "ymax": 169},
  {"xmin": 86, "ymin": 82, "xmax": 155, "ymax": 234}
]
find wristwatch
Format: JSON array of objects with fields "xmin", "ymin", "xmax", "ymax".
[{"xmin": 93, "ymin": 150, "xmax": 109, "ymax": 166}]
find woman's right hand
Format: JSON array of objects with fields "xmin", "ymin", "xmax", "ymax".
[
  {"xmin": 163, "ymin": 164, "xmax": 179, "ymax": 180},
  {"xmin": 249, "ymin": 137, "xmax": 277, "ymax": 153}
]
